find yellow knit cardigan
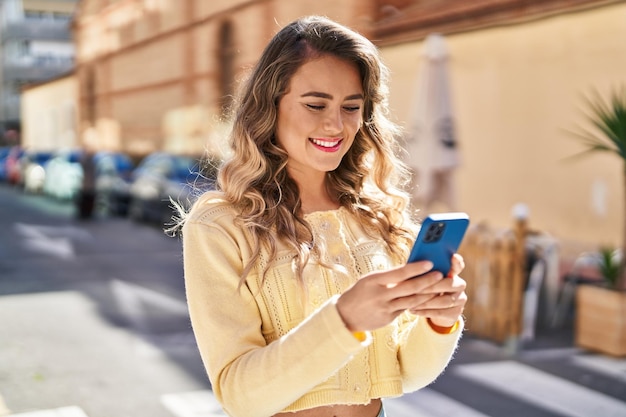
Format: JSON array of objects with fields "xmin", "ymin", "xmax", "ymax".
[{"xmin": 182, "ymin": 195, "xmax": 463, "ymax": 417}]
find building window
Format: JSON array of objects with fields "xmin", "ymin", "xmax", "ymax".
[
  {"xmin": 24, "ymin": 10, "xmax": 73, "ymax": 22},
  {"xmin": 218, "ymin": 20, "xmax": 235, "ymax": 115},
  {"xmin": 84, "ymin": 67, "xmax": 96, "ymax": 124}
]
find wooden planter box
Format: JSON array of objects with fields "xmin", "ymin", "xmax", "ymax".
[{"xmin": 575, "ymin": 284, "xmax": 626, "ymax": 357}]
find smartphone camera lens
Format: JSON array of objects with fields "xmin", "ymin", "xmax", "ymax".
[{"xmin": 424, "ymin": 222, "xmax": 446, "ymax": 243}]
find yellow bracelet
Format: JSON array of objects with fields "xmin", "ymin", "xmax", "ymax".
[{"xmin": 427, "ymin": 318, "xmax": 460, "ymax": 334}]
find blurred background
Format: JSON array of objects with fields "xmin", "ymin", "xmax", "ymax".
[
  {"xmin": 0, "ymin": 1, "xmax": 625, "ymax": 416},
  {"xmin": 4, "ymin": 0, "xmax": 624, "ymax": 253}
]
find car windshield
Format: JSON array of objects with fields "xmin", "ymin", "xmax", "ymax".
[
  {"xmin": 115, "ymin": 155, "xmax": 133, "ymax": 172},
  {"xmin": 96, "ymin": 153, "xmax": 133, "ymax": 174},
  {"xmin": 34, "ymin": 153, "xmax": 53, "ymax": 164},
  {"xmin": 171, "ymin": 156, "xmax": 198, "ymax": 180},
  {"xmin": 68, "ymin": 151, "xmax": 83, "ymax": 163}
]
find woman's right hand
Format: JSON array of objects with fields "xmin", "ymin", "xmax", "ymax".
[{"xmin": 335, "ymin": 260, "xmax": 444, "ymax": 332}]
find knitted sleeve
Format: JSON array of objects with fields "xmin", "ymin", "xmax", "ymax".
[
  {"xmin": 182, "ymin": 210, "xmax": 369, "ymax": 417},
  {"xmin": 396, "ymin": 312, "xmax": 464, "ymax": 392}
]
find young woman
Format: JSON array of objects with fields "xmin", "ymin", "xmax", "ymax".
[{"xmin": 181, "ymin": 15, "xmax": 467, "ymax": 417}]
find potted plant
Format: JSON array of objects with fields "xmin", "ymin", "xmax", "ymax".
[
  {"xmin": 575, "ymin": 248, "xmax": 625, "ymax": 356},
  {"xmin": 570, "ymin": 88, "xmax": 626, "ymax": 357}
]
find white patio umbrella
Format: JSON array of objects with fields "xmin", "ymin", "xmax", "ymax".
[{"xmin": 405, "ymin": 33, "xmax": 460, "ymax": 211}]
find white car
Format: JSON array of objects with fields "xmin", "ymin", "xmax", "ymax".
[
  {"xmin": 42, "ymin": 150, "xmax": 83, "ymax": 200},
  {"xmin": 20, "ymin": 151, "xmax": 53, "ymax": 194}
]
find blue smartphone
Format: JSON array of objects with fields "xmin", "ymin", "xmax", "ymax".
[{"xmin": 407, "ymin": 212, "xmax": 470, "ymax": 276}]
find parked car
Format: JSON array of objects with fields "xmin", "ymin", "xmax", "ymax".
[
  {"xmin": 21, "ymin": 151, "xmax": 54, "ymax": 193},
  {"xmin": 94, "ymin": 151, "xmax": 135, "ymax": 216},
  {"xmin": 127, "ymin": 152, "xmax": 212, "ymax": 224},
  {"xmin": 42, "ymin": 149, "xmax": 83, "ymax": 200}
]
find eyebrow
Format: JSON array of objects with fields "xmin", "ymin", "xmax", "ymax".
[{"xmin": 301, "ymin": 91, "xmax": 364, "ymax": 101}]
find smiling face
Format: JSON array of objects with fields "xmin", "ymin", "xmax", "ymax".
[{"xmin": 275, "ymin": 54, "xmax": 364, "ymax": 184}]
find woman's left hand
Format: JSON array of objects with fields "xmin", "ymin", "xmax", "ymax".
[{"xmin": 407, "ymin": 253, "xmax": 467, "ymax": 328}]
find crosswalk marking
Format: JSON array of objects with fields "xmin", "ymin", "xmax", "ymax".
[
  {"xmin": 161, "ymin": 388, "xmax": 490, "ymax": 417},
  {"xmin": 455, "ymin": 360, "xmax": 626, "ymax": 417},
  {"xmin": 383, "ymin": 396, "xmax": 432, "ymax": 417},
  {"xmin": 520, "ymin": 347, "xmax": 583, "ymax": 361},
  {"xmin": 160, "ymin": 356, "xmax": 626, "ymax": 417},
  {"xmin": 385, "ymin": 388, "xmax": 491, "ymax": 417},
  {"xmin": 109, "ymin": 278, "xmax": 189, "ymax": 334},
  {"xmin": 572, "ymin": 353, "xmax": 626, "ymax": 383},
  {"xmin": 5, "ymin": 406, "xmax": 88, "ymax": 417},
  {"xmin": 11, "ymin": 360, "xmax": 618, "ymax": 417},
  {"xmin": 13, "ymin": 223, "xmax": 93, "ymax": 260},
  {"xmin": 161, "ymin": 391, "xmax": 226, "ymax": 417},
  {"xmin": 161, "ymin": 389, "xmax": 487, "ymax": 417},
  {"xmin": 14, "ymin": 223, "xmax": 76, "ymax": 260}
]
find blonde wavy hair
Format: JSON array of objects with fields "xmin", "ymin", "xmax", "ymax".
[{"xmin": 188, "ymin": 16, "xmax": 416, "ymax": 285}]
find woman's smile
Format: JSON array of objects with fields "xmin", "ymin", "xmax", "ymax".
[{"xmin": 309, "ymin": 137, "xmax": 343, "ymax": 152}]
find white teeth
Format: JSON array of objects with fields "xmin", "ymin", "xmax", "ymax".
[{"xmin": 311, "ymin": 138, "xmax": 339, "ymax": 147}]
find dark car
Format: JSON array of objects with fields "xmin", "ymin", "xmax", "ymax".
[
  {"xmin": 94, "ymin": 151, "xmax": 135, "ymax": 216},
  {"xmin": 127, "ymin": 152, "xmax": 213, "ymax": 224}
]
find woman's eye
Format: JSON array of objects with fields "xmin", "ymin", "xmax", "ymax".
[
  {"xmin": 305, "ymin": 104, "xmax": 325, "ymax": 111},
  {"xmin": 343, "ymin": 106, "xmax": 361, "ymax": 113}
]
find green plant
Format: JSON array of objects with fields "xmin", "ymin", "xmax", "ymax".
[
  {"xmin": 571, "ymin": 87, "xmax": 626, "ymax": 291},
  {"xmin": 598, "ymin": 247, "xmax": 620, "ymax": 289}
]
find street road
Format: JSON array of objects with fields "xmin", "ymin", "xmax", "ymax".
[{"xmin": 0, "ymin": 184, "xmax": 625, "ymax": 417}]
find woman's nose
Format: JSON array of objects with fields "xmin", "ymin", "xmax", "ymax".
[{"xmin": 324, "ymin": 108, "xmax": 344, "ymax": 132}]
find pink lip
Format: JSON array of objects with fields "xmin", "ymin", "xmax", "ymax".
[{"xmin": 309, "ymin": 137, "xmax": 343, "ymax": 153}]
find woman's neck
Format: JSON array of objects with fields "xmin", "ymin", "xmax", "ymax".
[
  {"xmin": 295, "ymin": 174, "xmax": 339, "ymax": 214},
  {"xmin": 301, "ymin": 198, "xmax": 340, "ymax": 214}
]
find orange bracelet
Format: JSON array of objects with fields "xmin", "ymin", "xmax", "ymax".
[
  {"xmin": 427, "ymin": 318, "xmax": 460, "ymax": 334},
  {"xmin": 352, "ymin": 331, "xmax": 367, "ymax": 342}
]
